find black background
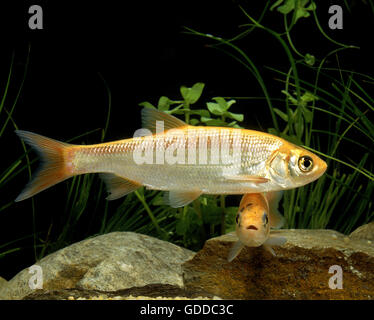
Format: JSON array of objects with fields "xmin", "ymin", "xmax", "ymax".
[{"xmin": 0, "ymin": 0, "xmax": 373, "ymax": 279}]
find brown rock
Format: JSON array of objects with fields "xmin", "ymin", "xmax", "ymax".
[
  {"xmin": 182, "ymin": 229, "xmax": 374, "ymax": 299},
  {"xmin": 349, "ymin": 222, "xmax": 374, "ymax": 241}
]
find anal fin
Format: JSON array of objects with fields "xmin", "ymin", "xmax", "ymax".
[{"xmin": 100, "ymin": 173, "xmax": 142, "ymax": 200}]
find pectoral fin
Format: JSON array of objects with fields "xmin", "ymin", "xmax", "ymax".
[
  {"xmin": 263, "ymin": 244, "xmax": 276, "ymax": 256},
  {"xmin": 164, "ymin": 190, "xmax": 203, "ymax": 208},
  {"xmin": 264, "ymin": 235, "xmax": 287, "ymax": 247},
  {"xmin": 100, "ymin": 173, "xmax": 142, "ymax": 200},
  {"xmin": 228, "ymin": 240, "xmax": 245, "ymax": 262},
  {"xmin": 263, "ymin": 235, "xmax": 286, "ymax": 257},
  {"xmin": 264, "ymin": 191, "xmax": 285, "ymax": 229},
  {"xmin": 224, "ymin": 175, "xmax": 269, "ymax": 183}
]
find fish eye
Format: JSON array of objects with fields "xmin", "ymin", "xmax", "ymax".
[
  {"xmin": 298, "ymin": 156, "xmax": 313, "ymax": 172},
  {"xmin": 262, "ymin": 212, "xmax": 268, "ymax": 225}
]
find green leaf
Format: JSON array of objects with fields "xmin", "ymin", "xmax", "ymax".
[
  {"xmin": 226, "ymin": 99, "xmax": 237, "ymax": 110},
  {"xmin": 304, "ymin": 53, "xmax": 315, "ymax": 66},
  {"xmin": 204, "ymin": 119, "xmax": 228, "ymax": 126},
  {"xmin": 225, "ymin": 111, "xmax": 244, "ymax": 122},
  {"xmin": 227, "ymin": 121, "xmax": 238, "ymax": 127},
  {"xmin": 138, "ymin": 101, "xmax": 156, "ymax": 109},
  {"xmin": 200, "ymin": 116, "xmax": 213, "ymax": 123},
  {"xmin": 281, "ymin": 90, "xmax": 298, "ymax": 105},
  {"xmin": 190, "ymin": 109, "xmax": 210, "ymax": 118},
  {"xmin": 301, "ymin": 91, "xmax": 318, "ymax": 104},
  {"xmin": 157, "ymin": 96, "xmax": 174, "ymax": 111},
  {"xmin": 211, "ymin": 97, "xmax": 236, "ymax": 111},
  {"xmin": 231, "ymin": 123, "xmax": 243, "ymax": 129},
  {"xmin": 271, "ymin": 0, "xmax": 316, "ymax": 24},
  {"xmin": 212, "ymin": 97, "xmax": 228, "ymax": 110},
  {"xmin": 189, "ymin": 118, "xmax": 200, "ymax": 125},
  {"xmin": 180, "ymin": 82, "xmax": 205, "ymax": 104},
  {"xmin": 273, "ymin": 108, "xmax": 289, "ymax": 122},
  {"xmin": 276, "ymin": 0, "xmax": 295, "ymax": 14},
  {"xmin": 206, "ymin": 102, "xmax": 224, "ymax": 115},
  {"xmin": 270, "ymin": 0, "xmax": 285, "ymax": 11},
  {"xmin": 301, "ymin": 105, "xmax": 313, "ymax": 123},
  {"xmin": 167, "ymin": 105, "xmax": 187, "ymax": 115}
]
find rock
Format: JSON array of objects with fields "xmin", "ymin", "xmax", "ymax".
[
  {"xmin": 0, "ymin": 277, "xmax": 7, "ymax": 289},
  {"xmin": 0, "ymin": 232, "xmax": 195, "ymax": 300},
  {"xmin": 349, "ymin": 222, "xmax": 374, "ymax": 241},
  {"xmin": 22, "ymin": 284, "xmax": 218, "ymax": 300},
  {"xmin": 182, "ymin": 229, "xmax": 374, "ymax": 299}
]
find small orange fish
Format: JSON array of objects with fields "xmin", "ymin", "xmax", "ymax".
[
  {"xmin": 227, "ymin": 192, "xmax": 286, "ymax": 262},
  {"xmin": 15, "ymin": 108, "xmax": 327, "ymax": 206}
]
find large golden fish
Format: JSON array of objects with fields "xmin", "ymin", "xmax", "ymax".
[{"xmin": 15, "ymin": 108, "xmax": 327, "ymax": 207}]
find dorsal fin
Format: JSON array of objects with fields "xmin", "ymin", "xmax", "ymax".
[{"xmin": 141, "ymin": 108, "xmax": 187, "ymax": 134}]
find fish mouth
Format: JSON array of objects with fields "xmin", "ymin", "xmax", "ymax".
[{"xmin": 246, "ymin": 225, "xmax": 258, "ymax": 230}]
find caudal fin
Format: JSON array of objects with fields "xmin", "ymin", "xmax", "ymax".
[{"xmin": 15, "ymin": 130, "xmax": 73, "ymax": 202}]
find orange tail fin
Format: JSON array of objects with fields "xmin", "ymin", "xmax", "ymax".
[{"xmin": 15, "ymin": 130, "xmax": 74, "ymax": 202}]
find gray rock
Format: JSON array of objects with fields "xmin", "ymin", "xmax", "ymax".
[
  {"xmin": 182, "ymin": 229, "xmax": 374, "ymax": 299},
  {"xmin": 0, "ymin": 232, "xmax": 195, "ymax": 300},
  {"xmin": 349, "ymin": 222, "xmax": 374, "ymax": 241},
  {"xmin": 0, "ymin": 277, "xmax": 7, "ymax": 290}
]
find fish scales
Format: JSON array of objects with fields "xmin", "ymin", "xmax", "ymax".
[{"xmin": 70, "ymin": 128, "xmax": 283, "ymax": 193}]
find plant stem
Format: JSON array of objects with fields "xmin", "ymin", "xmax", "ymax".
[
  {"xmin": 134, "ymin": 190, "xmax": 164, "ymax": 238},
  {"xmin": 220, "ymin": 195, "xmax": 226, "ymax": 234}
]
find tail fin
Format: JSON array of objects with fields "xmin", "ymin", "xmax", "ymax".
[{"xmin": 15, "ymin": 130, "xmax": 73, "ymax": 202}]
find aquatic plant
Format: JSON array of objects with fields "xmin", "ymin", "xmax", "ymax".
[
  {"xmin": 0, "ymin": 50, "xmax": 33, "ymax": 260},
  {"xmin": 184, "ymin": 1, "xmax": 373, "ymax": 233}
]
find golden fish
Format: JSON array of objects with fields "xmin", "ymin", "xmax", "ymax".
[
  {"xmin": 15, "ymin": 108, "xmax": 327, "ymax": 207},
  {"xmin": 228, "ymin": 192, "xmax": 287, "ymax": 262}
]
